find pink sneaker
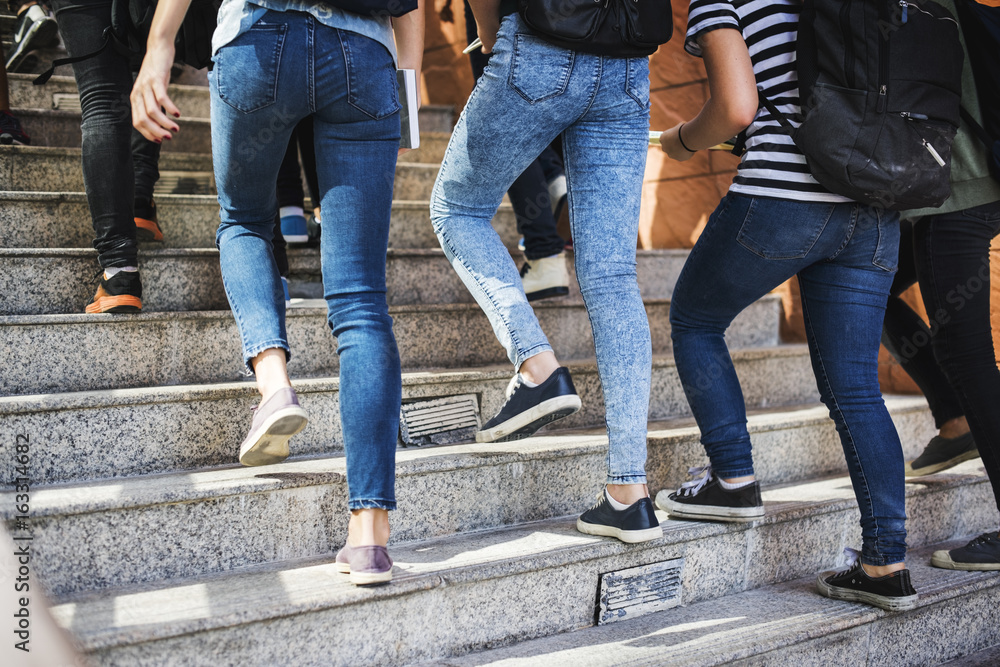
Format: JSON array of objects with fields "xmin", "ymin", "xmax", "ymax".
[
  {"xmin": 238, "ymin": 387, "xmax": 307, "ymax": 466},
  {"xmin": 335, "ymin": 544, "xmax": 393, "ymax": 586}
]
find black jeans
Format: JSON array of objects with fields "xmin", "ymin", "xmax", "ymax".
[
  {"xmin": 51, "ymin": 0, "xmax": 160, "ymax": 268},
  {"xmin": 882, "ymin": 201, "xmax": 1000, "ymax": 515},
  {"xmin": 465, "ymin": 0, "xmax": 565, "ymax": 260},
  {"xmin": 276, "ymin": 116, "xmax": 319, "ymax": 209}
]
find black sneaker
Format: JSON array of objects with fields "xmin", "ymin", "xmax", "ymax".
[
  {"xmin": 476, "ymin": 367, "xmax": 582, "ymax": 443},
  {"xmin": 905, "ymin": 432, "xmax": 978, "ymax": 477},
  {"xmin": 577, "ymin": 490, "xmax": 663, "ymax": 543},
  {"xmin": 655, "ymin": 465, "xmax": 764, "ymax": 522},
  {"xmin": 5, "ymin": 4, "xmax": 60, "ymax": 73},
  {"xmin": 85, "ymin": 270, "xmax": 143, "ymax": 313},
  {"xmin": 0, "ymin": 110, "xmax": 31, "ymax": 146},
  {"xmin": 817, "ymin": 552, "xmax": 918, "ymax": 612},
  {"xmin": 931, "ymin": 532, "xmax": 1000, "ymax": 571},
  {"xmin": 134, "ymin": 198, "xmax": 164, "ymax": 242}
]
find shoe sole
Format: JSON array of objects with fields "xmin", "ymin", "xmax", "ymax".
[
  {"xmin": 238, "ymin": 408, "xmax": 308, "ymax": 466},
  {"xmin": 349, "ymin": 569, "xmax": 393, "ymax": 586},
  {"xmin": 475, "ymin": 394, "xmax": 582, "ymax": 443},
  {"xmin": 655, "ymin": 493, "xmax": 764, "ymax": 522},
  {"xmin": 85, "ymin": 295, "xmax": 142, "ymax": 314},
  {"xmin": 525, "ymin": 286, "xmax": 570, "ymax": 302},
  {"xmin": 816, "ymin": 572, "xmax": 918, "ymax": 612},
  {"xmin": 6, "ymin": 18, "xmax": 59, "ymax": 72},
  {"xmin": 930, "ymin": 550, "xmax": 1000, "ymax": 571},
  {"xmin": 576, "ymin": 517, "xmax": 663, "ymax": 544},
  {"xmin": 905, "ymin": 449, "xmax": 980, "ymax": 477},
  {"xmin": 135, "ymin": 217, "xmax": 164, "ymax": 242}
]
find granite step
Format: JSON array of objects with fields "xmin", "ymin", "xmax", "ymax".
[
  {"xmin": 0, "ymin": 145, "xmax": 444, "ymax": 198},
  {"xmin": 0, "ymin": 346, "xmax": 820, "ymax": 485},
  {"xmin": 40, "ymin": 465, "xmax": 997, "ymax": 664},
  {"xmin": 0, "ymin": 296, "xmax": 779, "ymax": 396},
  {"xmin": 10, "ymin": 106, "xmax": 454, "ymax": 155},
  {"xmin": 0, "ymin": 246, "xmax": 690, "ymax": 314},
  {"xmin": 13, "ymin": 108, "xmax": 213, "ymax": 153},
  {"xmin": 431, "ymin": 542, "xmax": 1000, "ymax": 667},
  {"xmin": 8, "ymin": 74, "xmax": 215, "ymax": 118},
  {"xmin": 0, "ymin": 192, "xmax": 512, "ymax": 250}
]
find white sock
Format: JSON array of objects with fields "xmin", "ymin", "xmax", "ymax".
[
  {"xmin": 518, "ymin": 374, "xmax": 539, "ymax": 388},
  {"xmin": 104, "ymin": 266, "xmax": 137, "ymax": 279},
  {"xmin": 280, "ymin": 206, "xmax": 304, "ymax": 219},
  {"xmin": 719, "ymin": 477, "xmax": 755, "ymax": 490},
  {"xmin": 605, "ymin": 488, "xmax": 631, "ymax": 511}
]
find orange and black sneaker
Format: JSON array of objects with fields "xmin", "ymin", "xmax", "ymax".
[
  {"xmin": 85, "ymin": 270, "xmax": 143, "ymax": 314},
  {"xmin": 135, "ymin": 198, "xmax": 164, "ymax": 242}
]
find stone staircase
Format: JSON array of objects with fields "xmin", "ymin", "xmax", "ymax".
[{"xmin": 2, "ymin": 69, "xmax": 1000, "ymax": 666}]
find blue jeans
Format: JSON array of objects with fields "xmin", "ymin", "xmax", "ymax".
[
  {"xmin": 670, "ymin": 193, "xmax": 906, "ymax": 566},
  {"xmin": 209, "ymin": 11, "xmax": 402, "ymax": 510},
  {"xmin": 430, "ymin": 14, "xmax": 652, "ymax": 484}
]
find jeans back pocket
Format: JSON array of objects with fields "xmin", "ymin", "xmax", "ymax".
[
  {"xmin": 736, "ymin": 197, "xmax": 835, "ymax": 260},
  {"xmin": 339, "ymin": 30, "xmax": 400, "ymax": 120},
  {"xmin": 508, "ymin": 33, "xmax": 575, "ymax": 104},
  {"xmin": 215, "ymin": 22, "xmax": 287, "ymax": 113}
]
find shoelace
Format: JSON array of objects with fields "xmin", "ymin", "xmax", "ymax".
[
  {"xmin": 677, "ymin": 465, "xmax": 714, "ymax": 497},
  {"xmin": 968, "ymin": 532, "xmax": 1000, "ymax": 548},
  {"xmin": 519, "ymin": 262, "xmax": 532, "ymax": 278},
  {"xmin": 831, "ymin": 547, "xmax": 862, "ymax": 578}
]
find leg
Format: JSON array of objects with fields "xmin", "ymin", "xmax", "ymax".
[
  {"xmin": 313, "ymin": 25, "xmax": 402, "ymax": 520},
  {"xmin": 799, "ymin": 207, "xmax": 907, "ymax": 569},
  {"xmin": 882, "ymin": 222, "xmax": 967, "ymax": 429},
  {"xmin": 209, "ymin": 10, "xmax": 309, "ymax": 464},
  {"xmin": 914, "ymin": 204, "xmax": 1000, "ymax": 516}
]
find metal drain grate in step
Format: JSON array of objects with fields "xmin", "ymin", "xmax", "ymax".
[
  {"xmin": 399, "ymin": 394, "xmax": 480, "ymax": 446},
  {"xmin": 154, "ymin": 171, "xmax": 215, "ymax": 195},
  {"xmin": 597, "ymin": 558, "xmax": 684, "ymax": 625}
]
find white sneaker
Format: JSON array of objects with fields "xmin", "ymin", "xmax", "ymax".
[
  {"xmin": 547, "ymin": 174, "xmax": 567, "ymax": 214},
  {"xmin": 520, "ymin": 252, "xmax": 569, "ymax": 302}
]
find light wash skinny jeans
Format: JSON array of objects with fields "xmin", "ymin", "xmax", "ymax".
[{"xmin": 430, "ymin": 15, "xmax": 652, "ymax": 484}]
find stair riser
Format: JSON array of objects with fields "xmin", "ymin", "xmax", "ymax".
[
  {"xmin": 0, "ymin": 347, "xmax": 816, "ymax": 485},
  {"xmin": 10, "ymin": 78, "xmax": 214, "ymax": 118},
  {"xmin": 0, "ymin": 248, "xmax": 688, "ymax": 314},
  {"xmin": 0, "ymin": 298, "xmax": 777, "ymax": 396},
  {"xmin": 75, "ymin": 478, "xmax": 998, "ymax": 665},
  {"xmin": 736, "ymin": 587, "xmax": 1000, "ymax": 667},
  {"xmin": 0, "ymin": 148, "xmax": 441, "ymax": 199},
  {"xmin": 0, "ymin": 195, "xmax": 515, "ymax": 250}
]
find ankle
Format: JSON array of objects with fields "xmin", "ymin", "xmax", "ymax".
[
  {"xmin": 607, "ymin": 483, "xmax": 648, "ymax": 506},
  {"xmin": 348, "ymin": 508, "xmax": 390, "ymax": 547},
  {"xmin": 520, "ymin": 352, "xmax": 560, "ymax": 386},
  {"xmin": 862, "ymin": 562, "xmax": 905, "ymax": 578},
  {"xmin": 939, "ymin": 416, "xmax": 970, "ymax": 440}
]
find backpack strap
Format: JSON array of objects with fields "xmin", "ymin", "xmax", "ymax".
[
  {"xmin": 960, "ymin": 104, "xmax": 995, "ymax": 147},
  {"xmin": 33, "ymin": 26, "xmax": 114, "ymax": 85},
  {"xmin": 757, "ymin": 91, "xmax": 797, "ymax": 134}
]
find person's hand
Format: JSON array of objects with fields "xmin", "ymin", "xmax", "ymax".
[
  {"xmin": 130, "ymin": 40, "xmax": 181, "ymax": 142},
  {"xmin": 660, "ymin": 123, "xmax": 696, "ymax": 162}
]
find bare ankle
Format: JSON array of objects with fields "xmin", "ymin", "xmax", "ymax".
[
  {"xmin": 519, "ymin": 351, "xmax": 560, "ymax": 386},
  {"xmin": 348, "ymin": 508, "xmax": 390, "ymax": 547},
  {"xmin": 606, "ymin": 483, "xmax": 648, "ymax": 506},
  {"xmin": 862, "ymin": 562, "xmax": 905, "ymax": 577},
  {"xmin": 939, "ymin": 416, "xmax": 970, "ymax": 440}
]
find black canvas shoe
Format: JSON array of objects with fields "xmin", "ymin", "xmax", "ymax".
[
  {"xmin": 577, "ymin": 490, "xmax": 663, "ymax": 543},
  {"xmin": 931, "ymin": 532, "xmax": 1000, "ymax": 571},
  {"xmin": 655, "ymin": 466, "xmax": 764, "ymax": 522},
  {"xmin": 6, "ymin": 4, "xmax": 60, "ymax": 73},
  {"xmin": 905, "ymin": 432, "xmax": 979, "ymax": 477},
  {"xmin": 817, "ymin": 551, "xmax": 918, "ymax": 612},
  {"xmin": 476, "ymin": 367, "xmax": 581, "ymax": 443}
]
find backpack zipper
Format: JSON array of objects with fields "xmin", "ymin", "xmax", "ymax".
[
  {"xmin": 877, "ymin": 0, "xmax": 891, "ymax": 113},
  {"xmin": 900, "ymin": 112, "xmax": 948, "ymax": 167},
  {"xmin": 900, "ymin": 0, "xmax": 908, "ymax": 23}
]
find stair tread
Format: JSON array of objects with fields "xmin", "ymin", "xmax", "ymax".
[
  {"xmin": 0, "ymin": 395, "xmax": 928, "ymax": 517},
  {"xmin": 48, "ymin": 467, "xmax": 994, "ymax": 652},
  {"xmin": 431, "ymin": 542, "xmax": 1000, "ymax": 667}
]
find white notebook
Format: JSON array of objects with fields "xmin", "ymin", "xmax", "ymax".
[{"xmin": 397, "ymin": 69, "xmax": 420, "ymax": 150}]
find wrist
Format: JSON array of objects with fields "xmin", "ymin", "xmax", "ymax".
[{"xmin": 677, "ymin": 123, "xmax": 696, "ymax": 153}]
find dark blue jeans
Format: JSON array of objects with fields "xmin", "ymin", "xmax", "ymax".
[
  {"xmin": 883, "ymin": 201, "xmax": 1000, "ymax": 517},
  {"xmin": 210, "ymin": 11, "xmax": 401, "ymax": 510},
  {"xmin": 670, "ymin": 193, "xmax": 907, "ymax": 566},
  {"xmin": 50, "ymin": 0, "xmax": 161, "ymax": 268}
]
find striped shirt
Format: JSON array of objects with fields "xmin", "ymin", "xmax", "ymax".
[{"xmin": 686, "ymin": 0, "xmax": 851, "ymax": 202}]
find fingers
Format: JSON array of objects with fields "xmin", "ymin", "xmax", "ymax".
[{"xmin": 131, "ymin": 77, "xmax": 181, "ymax": 143}]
